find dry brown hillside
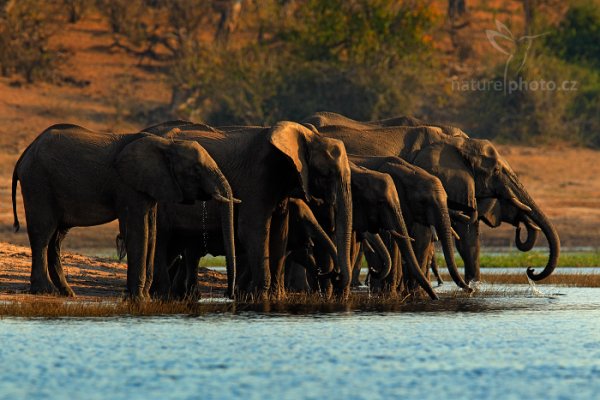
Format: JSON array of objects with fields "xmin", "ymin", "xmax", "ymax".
[{"xmin": 0, "ymin": 7, "xmax": 598, "ymax": 255}]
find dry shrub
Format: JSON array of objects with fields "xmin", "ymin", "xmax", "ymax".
[{"xmin": 0, "ymin": 0, "xmax": 66, "ymax": 82}]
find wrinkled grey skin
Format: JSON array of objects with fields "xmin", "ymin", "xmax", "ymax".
[
  {"xmin": 304, "ymin": 113, "xmax": 560, "ymax": 284},
  {"xmin": 12, "ymin": 124, "xmax": 236, "ymax": 299},
  {"xmin": 140, "ymin": 120, "xmax": 354, "ymax": 300},
  {"xmin": 349, "ymin": 155, "xmax": 470, "ymax": 293},
  {"xmin": 308, "ymin": 162, "xmax": 439, "ymax": 299}
]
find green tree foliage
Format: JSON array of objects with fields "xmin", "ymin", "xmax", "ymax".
[
  {"xmin": 545, "ymin": 0, "xmax": 600, "ymax": 68},
  {"xmin": 168, "ymin": 0, "xmax": 438, "ymax": 125}
]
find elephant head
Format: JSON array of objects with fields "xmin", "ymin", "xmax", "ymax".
[
  {"xmin": 478, "ymin": 197, "xmax": 541, "ymax": 251},
  {"xmin": 115, "ymin": 135, "xmax": 239, "ymax": 297},
  {"xmin": 412, "ymin": 136, "xmax": 559, "ymax": 281},
  {"xmin": 348, "ymin": 163, "xmax": 438, "ymax": 299},
  {"xmin": 269, "ymin": 122, "xmax": 353, "ymax": 295}
]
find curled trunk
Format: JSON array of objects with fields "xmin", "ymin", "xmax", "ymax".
[
  {"xmin": 507, "ymin": 173, "xmax": 560, "ymax": 281},
  {"xmin": 515, "ymin": 218, "xmax": 539, "ymax": 252}
]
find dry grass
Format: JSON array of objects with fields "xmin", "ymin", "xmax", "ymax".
[{"xmin": 0, "ymin": 278, "xmax": 594, "ymax": 317}]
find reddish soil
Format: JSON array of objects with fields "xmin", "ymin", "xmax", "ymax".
[{"xmin": 0, "ymin": 242, "xmax": 226, "ymax": 302}]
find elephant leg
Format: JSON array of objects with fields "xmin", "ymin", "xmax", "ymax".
[
  {"xmin": 403, "ymin": 224, "xmax": 432, "ymax": 292},
  {"xmin": 269, "ymin": 207, "xmax": 289, "ymax": 299},
  {"xmin": 285, "ymin": 259, "xmax": 310, "ymax": 292},
  {"xmin": 364, "ymin": 242, "xmax": 382, "ymax": 293},
  {"xmin": 150, "ymin": 216, "xmax": 173, "ymax": 298},
  {"xmin": 47, "ymin": 228, "xmax": 75, "ymax": 297},
  {"xmin": 238, "ymin": 212, "xmax": 272, "ymax": 299},
  {"xmin": 454, "ymin": 221, "xmax": 481, "ymax": 283},
  {"xmin": 351, "ymin": 242, "xmax": 364, "ymax": 287},
  {"xmin": 25, "ymin": 203, "xmax": 58, "ymax": 295},
  {"xmin": 235, "ymin": 253, "xmax": 252, "ymax": 294},
  {"xmin": 430, "ymin": 248, "xmax": 444, "ymax": 285},
  {"xmin": 184, "ymin": 246, "xmax": 204, "ymax": 300},
  {"xmin": 385, "ymin": 240, "xmax": 400, "ymax": 298},
  {"xmin": 313, "ymin": 250, "xmax": 334, "ymax": 299},
  {"xmin": 121, "ymin": 206, "xmax": 151, "ymax": 300},
  {"xmin": 142, "ymin": 205, "xmax": 157, "ymax": 298},
  {"xmin": 304, "ymin": 252, "xmax": 320, "ymax": 293},
  {"xmin": 170, "ymin": 257, "xmax": 187, "ymax": 300}
]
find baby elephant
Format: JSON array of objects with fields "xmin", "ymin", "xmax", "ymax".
[{"xmin": 12, "ymin": 124, "xmax": 238, "ymax": 299}]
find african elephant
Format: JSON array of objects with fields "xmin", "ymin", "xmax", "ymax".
[
  {"xmin": 348, "ymin": 155, "xmax": 470, "ymax": 293},
  {"xmin": 140, "ymin": 120, "xmax": 354, "ymax": 299},
  {"xmin": 306, "ymin": 162, "xmax": 439, "ymax": 299},
  {"xmin": 304, "ymin": 111, "xmax": 468, "ymax": 138},
  {"xmin": 11, "ymin": 124, "xmax": 237, "ymax": 299},
  {"xmin": 305, "ymin": 114, "xmax": 560, "ymax": 283}
]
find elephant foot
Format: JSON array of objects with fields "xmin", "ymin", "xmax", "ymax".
[
  {"xmin": 30, "ymin": 279, "xmax": 58, "ymax": 295},
  {"xmin": 58, "ymin": 285, "xmax": 76, "ymax": 298},
  {"xmin": 269, "ymin": 287, "xmax": 286, "ymax": 301},
  {"xmin": 124, "ymin": 294, "xmax": 148, "ymax": 303},
  {"xmin": 124, "ymin": 288, "xmax": 150, "ymax": 303},
  {"xmin": 333, "ymin": 286, "xmax": 350, "ymax": 301}
]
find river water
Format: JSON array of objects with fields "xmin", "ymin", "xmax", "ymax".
[{"xmin": 1, "ymin": 286, "xmax": 600, "ymax": 400}]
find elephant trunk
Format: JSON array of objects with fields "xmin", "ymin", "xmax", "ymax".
[
  {"xmin": 515, "ymin": 217, "xmax": 540, "ymax": 252},
  {"xmin": 364, "ymin": 232, "xmax": 391, "ymax": 280},
  {"xmin": 391, "ymin": 203, "xmax": 438, "ymax": 300},
  {"xmin": 334, "ymin": 176, "xmax": 353, "ymax": 297},
  {"xmin": 213, "ymin": 171, "xmax": 237, "ymax": 298},
  {"xmin": 507, "ymin": 173, "xmax": 560, "ymax": 281},
  {"xmin": 305, "ymin": 214, "xmax": 338, "ymax": 261},
  {"xmin": 433, "ymin": 204, "xmax": 472, "ymax": 292}
]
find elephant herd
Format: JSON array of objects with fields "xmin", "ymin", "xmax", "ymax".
[{"xmin": 11, "ymin": 112, "xmax": 560, "ymax": 301}]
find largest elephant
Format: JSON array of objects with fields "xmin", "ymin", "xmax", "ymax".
[
  {"xmin": 304, "ymin": 114, "xmax": 560, "ymax": 283},
  {"xmin": 12, "ymin": 124, "xmax": 238, "ymax": 299},
  {"xmin": 142, "ymin": 121, "xmax": 354, "ymax": 299}
]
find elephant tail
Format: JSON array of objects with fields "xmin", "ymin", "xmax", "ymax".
[
  {"xmin": 12, "ymin": 162, "xmax": 20, "ymax": 232},
  {"xmin": 11, "ymin": 142, "xmax": 32, "ymax": 233}
]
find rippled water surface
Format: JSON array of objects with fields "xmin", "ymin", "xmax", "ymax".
[{"xmin": 2, "ymin": 286, "xmax": 600, "ymax": 400}]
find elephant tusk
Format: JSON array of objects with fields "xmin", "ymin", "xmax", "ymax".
[
  {"xmin": 522, "ymin": 216, "xmax": 541, "ymax": 231},
  {"xmin": 213, "ymin": 194, "xmax": 242, "ymax": 204},
  {"xmin": 390, "ymin": 231, "xmax": 415, "ymax": 242},
  {"xmin": 511, "ymin": 196, "xmax": 532, "ymax": 213},
  {"xmin": 362, "ymin": 239, "xmax": 375, "ymax": 254},
  {"xmin": 451, "ymin": 227, "xmax": 461, "ymax": 240},
  {"xmin": 430, "ymin": 225, "xmax": 439, "ymax": 242},
  {"xmin": 449, "ymin": 210, "xmax": 470, "ymax": 223}
]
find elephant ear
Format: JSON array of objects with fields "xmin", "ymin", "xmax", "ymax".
[
  {"xmin": 115, "ymin": 136, "xmax": 183, "ymax": 202},
  {"xmin": 478, "ymin": 197, "xmax": 502, "ymax": 227},
  {"xmin": 269, "ymin": 121, "xmax": 311, "ymax": 199},
  {"xmin": 412, "ymin": 143, "xmax": 476, "ymax": 211}
]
